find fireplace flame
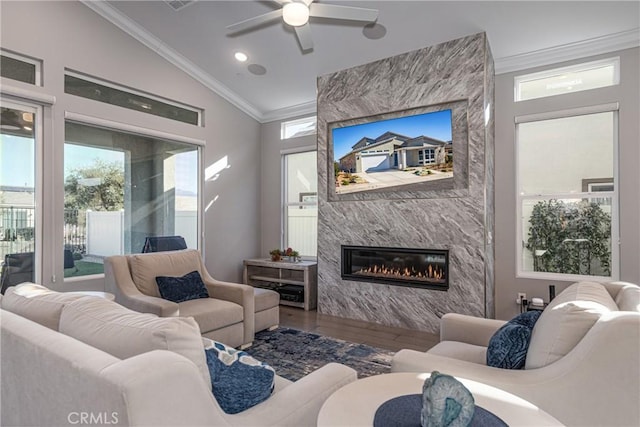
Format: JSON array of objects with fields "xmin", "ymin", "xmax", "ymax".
[{"xmin": 357, "ymin": 263, "xmax": 445, "ymax": 281}]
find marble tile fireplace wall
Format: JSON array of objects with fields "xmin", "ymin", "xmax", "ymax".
[{"xmin": 317, "ymin": 33, "xmax": 495, "ymax": 334}]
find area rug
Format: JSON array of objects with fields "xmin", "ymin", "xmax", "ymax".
[{"xmin": 245, "ymin": 327, "xmax": 395, "ymax": 382}]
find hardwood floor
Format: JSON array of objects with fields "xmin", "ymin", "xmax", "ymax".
[{"xmin": 278, "ymin": 306, "xmax": 439, "ymax": 353}]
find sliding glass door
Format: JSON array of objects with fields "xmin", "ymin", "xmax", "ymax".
[
  {"xmin": 63, "ymin": 121, "xmax": 200, "ymax": 278},
  {"xmin": 0, "ymin": 100, "xmax": 40, "ymax": 291}
]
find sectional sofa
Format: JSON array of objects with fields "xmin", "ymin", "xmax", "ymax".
[
  {"xmin": 392, "ymin": 281, "xmax": 640, "ymax": 426},
  {"xmin": 0, "ymin": 283, "xmax": 356, "ymax": 427}
]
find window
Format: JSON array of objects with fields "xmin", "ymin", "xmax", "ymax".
[
  {"xmin": 283, "ymin": 150, "xmax": 317, "ymax": 257},
  {"xmin": 516, "ymin": 106, "xmax": 618, "ymax": 280},
  {"xmin": 515, "ymin": 57, "xmax": 619, "ymax": 101},
  {"xmin": 64, "ymin": 71, "xmax": 202, "ymax": 126},
  {"xmin": 281, "ymin": 116, "xmax": 317, "ymax": 140},
  {"xmin": 1, "ymin": 50, "xmax": 41, "ymax": 86},
  {"xmin": 418, "ymin": 149, "xmax": 435, "ymax": 164},
  {"xmin": 583, "ymin": 179, "xmax": 614, "ymax": 206},
  {"xmin": 63, "ymin": 121, "xmax": 200, "ymax": 277},
  {"xmin": 0, "ymin": 100, "xmax": 40, "ymax": 286}
]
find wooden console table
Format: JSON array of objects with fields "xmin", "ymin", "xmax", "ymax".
[{"xmin": 243, "ymin": 258, "xmax": 317, "ymax": 311}]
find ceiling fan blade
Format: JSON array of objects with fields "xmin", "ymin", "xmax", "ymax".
[
  {"xmin": 271, "ymin": 0, "xmax": 291, "ymax": 4},
  {"xmin": 301, "ymin": 0, "xmax": 314, "ymax": 5},
  {"xmin": 309, "ymin": 3, "xmax": 378, "ymax": 22},
  {"xmin": 294, "ymin": 23, "xmax": 314, "ymax": 51},
  {"xmin": 226, "ymin": 9, "xmax": 283, "ymax": 34}
]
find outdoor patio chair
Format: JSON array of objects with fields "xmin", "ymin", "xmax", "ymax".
[
  {"xmin": 0, "ymin": 252, "xmax": 34, "ymax": 294},
  {"xmin": 141, "ymin": 235, "xmax": 187, "ymax": 253}
]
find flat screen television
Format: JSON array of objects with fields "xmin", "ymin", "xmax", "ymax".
[{"xmin": 327, "ymin": 100, "xmax": 468, "ymax": 200}]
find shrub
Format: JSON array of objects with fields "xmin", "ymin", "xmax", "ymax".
[{"xmin": 526, "ymin": 199, "xmax": 611, "ymax": 276}]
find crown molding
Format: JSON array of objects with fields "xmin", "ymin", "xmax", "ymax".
[
  {"xmin": 495, "ymin": 28, "xmax": 640, "ymax": 75},
  {"xmin": 80, "ymin": 0, "xmax": 264, "ymax": 122},
  {"xmin": 260, "ymin": 100, "xmax": 317, "ymax": 123},
  {"xmin": 81, "ymin": 1, "xmax": 638, "ymax": 122}
]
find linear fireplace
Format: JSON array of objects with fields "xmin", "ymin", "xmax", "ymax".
[{"xmin": 341, "ymin": 245, "xmax": 449, "ymax": 290}]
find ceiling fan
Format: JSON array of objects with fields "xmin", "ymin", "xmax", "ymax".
[{"xmin": 226, "ymin": 0, "xmax": 379, "ymax": 51}]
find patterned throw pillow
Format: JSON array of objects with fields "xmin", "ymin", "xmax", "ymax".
[
  {"xmin": 205, "ymin": 340, "xmax": 275, "ymax": 414},
  {"xmin": 486, "ymin": 311, "xmax": 541, "ymax": 369},
  {"xmin": 155, "ymin": 270, "xmax": 209, "ymax": 303}
]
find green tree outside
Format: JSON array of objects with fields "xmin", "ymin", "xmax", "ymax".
[
  {"xmin": 526, "ymin": 199, "xmax": 611, "ymax": 276},
  {"xmin": 64, "ymin": 159, "xmax": 124, "ymax": 224}
]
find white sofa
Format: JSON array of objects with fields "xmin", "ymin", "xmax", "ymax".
[
  {"xmin": 391, "ymin": 281, "xmax": 640, "ymax": 426},
  {"xmin": 0, "ymin": 283, "xmax": 357, "ymax": 427}
]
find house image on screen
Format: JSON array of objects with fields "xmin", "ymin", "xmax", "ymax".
[{"xmin": 338, "ymin": 131, "xmax": 452, "ymax": 173}]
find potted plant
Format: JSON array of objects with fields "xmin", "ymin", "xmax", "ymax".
[
  {"xmin": 269, "ymin": 247, "xmax": 300, "ymax": 262},
  {"xmin": 269, "ymin": 249, "xmax": 282, "ymax": 262}
]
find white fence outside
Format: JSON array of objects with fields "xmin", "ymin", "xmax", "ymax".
[
  {"xmin": 85, "ymin": 210, "xmax": 197, "ymax": 257},
  {"xmin": 175, "ymin": 211, "xmax": 198, "ymax": 250},
  {"xmin": 86, "ymin": 211, "xmax": 124, "ymax": 257},
  {"xmin": 287, "ymin": 209, "xmax": 317, "ymax": 257}
]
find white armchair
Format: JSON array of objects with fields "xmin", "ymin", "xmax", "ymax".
[
  {"xmin": 392, "ymin": 281, "xmax": 640, "ymax": 426},
  {"xmin": 105, "ymin": 249, "xmax": 255, "ymax": 348}
]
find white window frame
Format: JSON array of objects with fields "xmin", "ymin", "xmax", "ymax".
[
  {"xmin": 280, "ymin": 116, "xmax": 317, "ymax": 140},
  {"xmin": 61, "ymin": 112, "xmax": 204, "ymax": 284},
  {"xmin": 418, "ymin": 148, "xmax": 435, "ymax": 165},
  {"xmin": 514, "ymin": 57, "xmax": 620, "ymax": 102},
  {"xmin": 64, "ymin": 70, "xmax": 203, "ymax": 126},
  {"xmin": 0, "ymin": 97, "xmax": 44, "ymax": 284},
  {"xmin": 281, "ymin": 146, "xmax": 317, "ymax": 258},
  {"xmin": 515, "ymin": 103, "xmax": 620, "ymax": 282},
  {"xmin": 0, "ymin": 49, "xmax": 43, "ymax": 86}
]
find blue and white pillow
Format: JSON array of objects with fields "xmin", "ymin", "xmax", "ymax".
[
  {"xmin": 205, "ymin": 340, "xmax": 275, "ymax": 414},
  {"xmin": 486, "ymin": 311, "xmax": 541, "ymax": 369}
]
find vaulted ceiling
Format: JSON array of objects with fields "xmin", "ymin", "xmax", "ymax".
[{"xmin": 87, "ymin": 1, "xmax": 639, "ymax": 122}]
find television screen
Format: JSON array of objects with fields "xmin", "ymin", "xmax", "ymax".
[{"xmin": 331, "ymin": 108, "xmax": 454, "ymax": 195}]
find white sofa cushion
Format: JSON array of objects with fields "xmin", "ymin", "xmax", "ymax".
[
  {"xmin": 179, "ymin": 298, "xmax": 244, "ymax": 332},
  {"xmin": 615, "ymin": 284, "xmax": 640, "ymax": 312},
  {"xmin": 525, "ymin": 281, "xmax": 618, "ymax": 369},
  {"xmin": 428, "ymin": 341, "xmax": 487, "ymax": 365},
  {"xmin": 128, "ymin": 250, "xmax": 202, "ymax": 297},
  {"xmin": 1, "ymin": 283, "xmax": 84, "ymax": 330},
  {"xmin": 59, "ymin": 296, "xmax": 211, "ymax": 387}
]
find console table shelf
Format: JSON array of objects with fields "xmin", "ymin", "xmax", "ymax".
[
  {"xmin": 248, "ymin": 275, "xmax": 304, "ymax": 287},
  {"xmin": 243, "ymin": 258, "xmax": 317, "ymax": 311}
]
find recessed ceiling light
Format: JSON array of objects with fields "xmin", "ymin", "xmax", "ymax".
[{"xmin": 234, "ymin": 52, "xmax": 248, "ymax": 62}]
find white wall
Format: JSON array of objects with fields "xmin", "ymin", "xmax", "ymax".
[
  {"xmin": 494, "ymin": 47, "xmax": 640, "ymax": 319},
  {"xmin": 0, "ymin": 0, "xmax": 261, "ymax": 289},
  {"xmin": 259, "ymin": 117, "xmax": 316, "ymax": 256}
]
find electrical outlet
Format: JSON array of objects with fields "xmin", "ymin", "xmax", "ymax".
[{"xmin": 516, "ymin": 292, "xmax": 527, "ymax": 305}]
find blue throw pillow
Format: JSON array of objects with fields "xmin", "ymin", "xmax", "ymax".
[
  {"xmin": 486, "ymin": 311, "xmax": 541, "ymax": 369},
  {"xmin": 205, "ymin": 341, "xmax": 275, "ymax": 414},
  {"xmin": 155, "ymin": 270, "xmax": 209, "ymax": 303}
]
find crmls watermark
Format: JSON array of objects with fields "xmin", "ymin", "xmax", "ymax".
[{"xmin": 67, "ymin": 412, "xmax": 119, "ymax": 425}]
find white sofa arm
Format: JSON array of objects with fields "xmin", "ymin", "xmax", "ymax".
[
  {"xmin": 440, "ymin": 313, "xmax": 505, "ymax": 346},
  {"xmin": 201, "ymin": 268, "xmax": 255, "ymax": 345},
  {"xmin": 104, "ymin": 257, "xmax": 179, "ymax": 317},
  {"xmin": 394, "ymin": 312, "xmax": 640, "ymax": 427},
  {"xmin": 104, "ymin": 350, "xmax": 224, "ymax": 426},
  {"xmin": 230, "ymin": 363, "xmax": 357, "ymax": 427}
]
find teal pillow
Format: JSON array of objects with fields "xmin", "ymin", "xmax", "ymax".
[
  {"xmin": 486, "ymin": 311, "xmax": 541, "ymax": 369},
  {"xmin": 205, "ymin": 340, "xmax": 275, "ymax": 414},
  {"xmin": 155, "ymin": 270, "xmax": 209, "ymax": 303}
]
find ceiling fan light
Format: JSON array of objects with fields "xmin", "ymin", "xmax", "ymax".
[{"xmin": 282, "ymin": 2, "xmax": 309, "ymax": 27}]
